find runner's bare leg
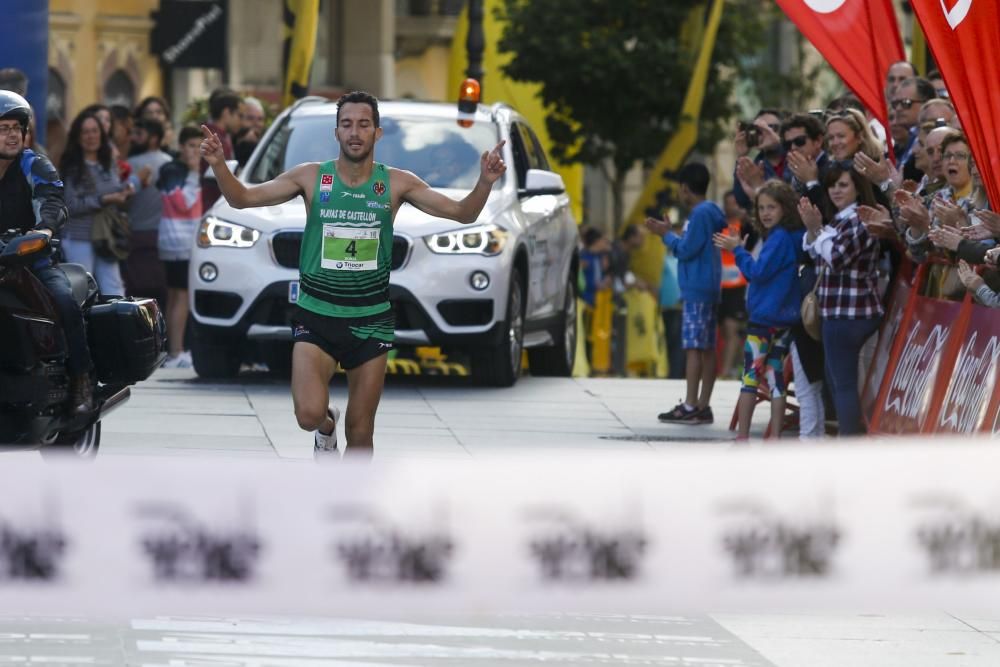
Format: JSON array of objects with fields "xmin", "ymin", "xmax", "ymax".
[
  {"xmin": 292, "ymin": 342, "xmax": 338, "ymax": 434},
  {"xmin": 343, "ymin": 353, "xmax": 389, "ymax": 457}
]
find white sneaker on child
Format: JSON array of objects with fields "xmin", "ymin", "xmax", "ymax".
[{"xmin": 161, "ymin": 351, "xmax": 193, "ymax": 369}]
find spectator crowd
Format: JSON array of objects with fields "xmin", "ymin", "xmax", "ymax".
[
  {"xmin": 1, "ymin": 67, "xmax": 270, "ymax": 369},
  {"xmin": 580, "ymin": 61, "xmax": 998, "ymax": 439},
  {"xmin": 5, "ymin": 58, "xmax": 996, "ymax": 440}
]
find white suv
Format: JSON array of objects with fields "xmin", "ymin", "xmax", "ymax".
[{"xmin": 188, "ymin": 97, "xmax": 579, "ymax": 386}]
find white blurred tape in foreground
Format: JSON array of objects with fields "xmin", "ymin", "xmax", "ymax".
[{"xmin": 2, "ymin": 442, "xmax": 999, "ymax": 614}]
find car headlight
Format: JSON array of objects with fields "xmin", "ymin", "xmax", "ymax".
[
  {"xmin": 424, "ymin": 223, "xmax": 507, "ymax": 256},
  {"xmin": 197, "ymin": 215, "xmax": 261, "ymax": 248}
]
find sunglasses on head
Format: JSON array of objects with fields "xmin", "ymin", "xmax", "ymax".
[
  {"xmin": 782, "ymin": 135, "xmax": 809, "ymax": 151},
  {"xmin": 890, "ymin": 98, "xmax": 925, "ymax": 110}
]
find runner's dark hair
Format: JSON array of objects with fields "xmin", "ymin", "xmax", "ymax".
[{"xmin": 336, "ymin": 91, "xmax": 380, "ymax": 128}]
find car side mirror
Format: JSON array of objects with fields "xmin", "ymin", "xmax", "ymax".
[
  {"xmin": 202, "ymin": 160, "xmax": 240, "ymax": 180},
  {"xmin": 521, "ymin": 169, "xmax": 565, "ymax": 196}
]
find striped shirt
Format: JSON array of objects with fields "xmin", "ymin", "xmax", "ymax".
[
  {"xmin": 157, "ymin": 161, "xmax": 202, "ymax": 261},
  {"xmin": 803, "ymin": 203, "xmax": 883, "ymax": 319},
  {"xmin": 61, "ymin": 160, "xmax": 127, "ymax": 241}
]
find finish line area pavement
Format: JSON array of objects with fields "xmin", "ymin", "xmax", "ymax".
[
  {"xmin": 5, "ymin": 369, "xmax": 1000, "ymax": 665},
  {"xmin": 3, "ymin": 611, "xmax": 1000, "ymax": 666},
  {"xmin": 99, "ymin": 368, "xmax": 768, "ymax": 459}
]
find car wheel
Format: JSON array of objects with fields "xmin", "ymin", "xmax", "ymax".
[
  {"xmin": 191, "ymin": 328, "xmax": 242, "ymax": 379},
  {"xmin": 41, "ymin": 421, "xmax": 101, "ymax": 460},
  {"xmin": 527, "ymin": 279, "xmax": 577, "ymax": 377},
  {"xmin": 471, "ymin": 271, "xmax": 525, "ymax": 387}
]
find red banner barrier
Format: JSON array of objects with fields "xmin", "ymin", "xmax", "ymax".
[
  {"xmin": 870, "ymin": 294, "xmax": 967, "ymax": 435},
  {"xmin": 860, "ymin": 258, "xmax": 1000, "ymax": 438},
  {"xmin": 934, "ymin": 303, "xmax": 1000, "ymax": 435},
  {"xmin": 861, "ymin": 276, "xmax": 911, "ymax": 422}
]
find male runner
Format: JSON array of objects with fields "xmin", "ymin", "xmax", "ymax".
[{"xmin": 201, "ymin": 91, "xmax": 506, "ymax": 458}]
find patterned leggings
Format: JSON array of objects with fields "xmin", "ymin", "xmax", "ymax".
[{"xmin": 741, "ymin": 325, "xmax": 791, "ymax": 398}]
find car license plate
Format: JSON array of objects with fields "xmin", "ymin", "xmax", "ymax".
[{"xmin": 288, "ymin": 280, "xmax": 299, "ymax": 304}]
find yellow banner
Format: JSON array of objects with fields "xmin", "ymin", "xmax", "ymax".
[{"xmin": 282, "ymin": 0, "xmax": 320, "ymax": 109}]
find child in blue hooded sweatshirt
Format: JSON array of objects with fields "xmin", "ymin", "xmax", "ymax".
[
  {"xmin": 646, "ymin": 162, "xmax": 728, "ymax": 424},
  {"xmin": 713, "ymin": 179, "xmax": 804, "ymax": 440}
]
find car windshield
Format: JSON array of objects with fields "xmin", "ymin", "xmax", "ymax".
[{"xmin": 250, "ymin": 114, "xmax": 500, "ymax": 190}]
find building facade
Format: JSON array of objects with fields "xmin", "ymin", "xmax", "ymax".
[{"xmin": 47, "ymin": 0, "xmax": 460, "ymax": 129}]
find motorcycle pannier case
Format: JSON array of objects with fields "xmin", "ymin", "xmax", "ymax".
[{"xmin": 87, "ymin": 297, "xmax": 166, "ymax": 384}]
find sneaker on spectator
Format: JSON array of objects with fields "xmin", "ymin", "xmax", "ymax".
[
  {"xmin": 314, "ymin": 406, "xmax": 341, "ymax": 460},
  {"xmin": 161, "ymin": 353, "xmax": 192, "ymax": 369},
  {"xmin": 682, "ymin": 406, "xmax": 714, "ymax": 425},
  {"xmin": 658, "ymin": 402, "xmax": 698, "ymax": 422}
]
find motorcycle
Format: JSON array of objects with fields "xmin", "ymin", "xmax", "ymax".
[{"xmin": 0, "ymin": 229, "xmax": 167, "ymax": 458}]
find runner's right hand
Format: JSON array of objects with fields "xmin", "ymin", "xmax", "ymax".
[{"xmin": 200, "ymin": 125, "xmax": 225, "ymax": 167}]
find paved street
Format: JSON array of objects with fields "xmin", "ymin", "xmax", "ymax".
[
  {"xmin": 3, "ymin": 611, "xmax": 1000, "ymax": 666},
  {"xmin": 95, "ymin": 367, "xmax": 758, "ymax": 460}
]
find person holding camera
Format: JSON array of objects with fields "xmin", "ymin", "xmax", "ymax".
[{"xmin": 732, "ymin": 109, "xmax": 786, "ymax": 212}]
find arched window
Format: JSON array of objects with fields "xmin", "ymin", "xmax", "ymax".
[
  {"xmin": 47, "ymin": 68, "xmax": 66, "ymax": 121},
  {"xmin": 103, "ymin": 70, "xmax": 135, "ymax": 109}
]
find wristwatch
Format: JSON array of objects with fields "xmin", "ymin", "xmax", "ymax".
[{"xmin": 879, "ymin": 178, "xmax": 894, "ymax": 192}]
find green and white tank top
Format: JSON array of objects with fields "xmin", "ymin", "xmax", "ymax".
[{"xmin": 296, "ymin": 161, "xmax": 393, "ymax": 318}]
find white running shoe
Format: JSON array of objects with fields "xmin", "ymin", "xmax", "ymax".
[
  {"xmin": 314, "ymin": 406, "xmax": 341, "ymax": 458},
  {"xmin": 161, "ymin": 352, "xmax": 192, "ymax": 369}
]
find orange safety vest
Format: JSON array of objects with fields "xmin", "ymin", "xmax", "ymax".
[{"xmin": 720, "ymin": 218, "xmax": 747, "ymax": 289}]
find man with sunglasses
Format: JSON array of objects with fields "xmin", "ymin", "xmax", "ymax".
[
  {"xmin": 889, "ymin": 77, "xmax": 936, "ymax": 181},
  {"xmin": 780, "ymin": 113, "xmax": 830, "ymax": 208}
]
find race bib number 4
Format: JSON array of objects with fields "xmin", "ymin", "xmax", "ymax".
[{"xmin": 321, "ymin": 225, "xmax": 380, "ymax": 271}]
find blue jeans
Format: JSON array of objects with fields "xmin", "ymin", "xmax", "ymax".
[
  {"xmin": 822, "ymin": 317, "xmax": 882, "ymax": 436},
  {"xmin": 30, "ymin": 261, "xmax": 93, "ymax": 376}
]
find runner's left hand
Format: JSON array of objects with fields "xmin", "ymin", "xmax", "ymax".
[{"xmin": 479, "ymin": 140, "xmax": 507, "ymax": 185}]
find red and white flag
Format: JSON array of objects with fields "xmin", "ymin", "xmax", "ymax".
[
  {"xmin": 773, "ymin": 0, "xmax": 903, "ymax": 138},
  {"xmin": 911, "ymin": 0, "xmax": 1000, "ymax": 211}
]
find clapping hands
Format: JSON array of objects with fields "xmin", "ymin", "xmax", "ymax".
[
  {"xmin": 797, "ymin": 197, "xmax": 823, "ymax": 234},
  {"xmin": 712, "ymin": 231, "xmax": 746, "ymax": 252},
  {"xmin": 858, "ymin": 204, "xmax": 897, "ymax": 240}
]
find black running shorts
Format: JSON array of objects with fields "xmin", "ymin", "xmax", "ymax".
[{"xmin": 291, "ymin": 305, "xmax": 395, "ymax": 370}]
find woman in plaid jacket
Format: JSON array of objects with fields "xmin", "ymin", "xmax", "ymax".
[{"xmin": 798, "ymin": 166, "xmax": 883, "ymax": 436}]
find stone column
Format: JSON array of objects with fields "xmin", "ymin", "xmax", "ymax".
[{"xmin": 341, "ymin": 0, "xmax": 395, "ymax": 97}]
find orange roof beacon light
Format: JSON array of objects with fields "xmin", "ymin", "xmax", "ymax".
[{"xmin": 457, "ymin": 77, "xmax": 481, "ymax": 128}]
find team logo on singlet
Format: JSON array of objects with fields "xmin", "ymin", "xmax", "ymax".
[
  {"xmin": 373, "ymin": 180, "xmax": 386, "ymax": 196},
  {"xmin": 320, "ymin": 174, "xmax": 334, "ymax": 192}
]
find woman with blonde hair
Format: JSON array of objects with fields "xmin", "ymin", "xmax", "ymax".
[{"xmin": 825, "ymin": 109, "xmax": 883, "ymax": 163}]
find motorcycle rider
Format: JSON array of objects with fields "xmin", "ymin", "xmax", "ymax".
[{"xmin": 0, "ymin": 91, "xmax": 94, "ymax": 414}]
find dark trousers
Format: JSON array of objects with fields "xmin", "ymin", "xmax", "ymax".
[
  {"xmin": 822, "ymin": 317, "xmax": 881, "ymax": 436},
  {"xmin": 661, "ymin": 308, "xmax": 685, "ymax": 379},
  {"xmin": 30, "ymin": 262, "xmax": 93, "ymax": 376}
]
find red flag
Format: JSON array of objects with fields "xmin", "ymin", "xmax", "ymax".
[
  {"xmin": 911, "ymin": 0, "xmax": 1000, "ymax": 211},
  {"xmin": 773, "ymin": 0, "xmax": 903, "ymax": 141}
]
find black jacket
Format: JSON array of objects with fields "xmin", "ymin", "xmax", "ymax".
[{"xmin": 0, "ymin": 149, "xmax": 68, "ymax": 236}]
